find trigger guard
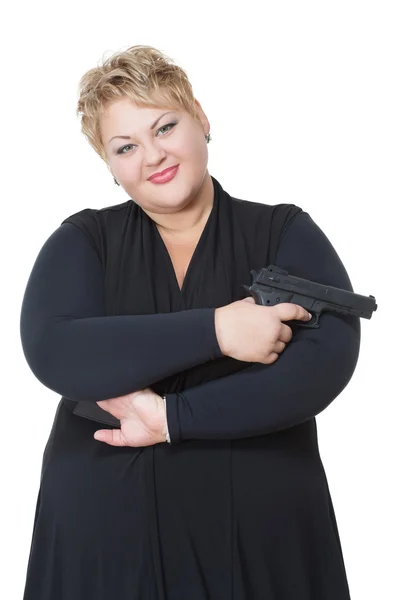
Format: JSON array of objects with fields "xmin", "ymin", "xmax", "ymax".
[{"xmin": 292, "ymin": 312, "xmax": 320, "ymax": 328}]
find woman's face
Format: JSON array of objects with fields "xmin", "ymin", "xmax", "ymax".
[{"xmin": 100, "ymin": 97, "xmax": 210, "ymax": 215}]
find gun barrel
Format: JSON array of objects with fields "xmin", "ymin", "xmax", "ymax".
[{"xmin": 253, "ymin": 266, "xmax": 377, "ymax": 316}]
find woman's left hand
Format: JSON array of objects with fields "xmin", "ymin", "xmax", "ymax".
[{"xmin": 93, "ymin": 388, "xmax": 168, "ymax": 447}]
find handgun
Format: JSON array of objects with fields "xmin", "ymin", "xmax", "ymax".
[{"xmin": 242, "ymin": 265, "xmax": 378, "ymax": 328}]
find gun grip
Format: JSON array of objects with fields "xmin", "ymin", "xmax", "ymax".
[{"xmin": 242, "ymin": 285, "xmax": 270, "ymax": 306}]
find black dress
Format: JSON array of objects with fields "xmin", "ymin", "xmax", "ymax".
[{"xmin": 20, "ymin": 175, "xmax": 360, "ymax": 599}]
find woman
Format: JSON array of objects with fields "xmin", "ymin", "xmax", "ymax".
[{"xmin": 20, "ymin": 44, "xmax": 360, "ymax": 599}]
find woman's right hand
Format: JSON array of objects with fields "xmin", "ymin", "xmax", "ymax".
[{"xmin": 214, "ymin": 297, "xmax": 312, "ymax": 365}]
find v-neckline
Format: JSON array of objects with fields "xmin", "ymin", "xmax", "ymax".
[{"xmin": 153, "ymin": 198, "xmax": 216, "ymax": 296}]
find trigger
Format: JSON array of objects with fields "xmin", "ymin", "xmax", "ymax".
[{"xmin": 312, "ymin": 312, "xmax": 320, "ymax": 326}]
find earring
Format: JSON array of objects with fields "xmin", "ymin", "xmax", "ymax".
[{"xmin": 113, "ymin": 177, "xmax": 120, "ymax": 186}]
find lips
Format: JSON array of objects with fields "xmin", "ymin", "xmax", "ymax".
[{"xmin": 148, "ymin": 164, "xmax": 179, "ymax": 182}]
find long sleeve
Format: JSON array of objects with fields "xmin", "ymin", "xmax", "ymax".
[
  {"xmin": 165, "ymin": 212, "xmax": 361, "ymax": 443},
  {"xmin": 20, "ymin": 223, "xmax": 223, "ymax": 403}
]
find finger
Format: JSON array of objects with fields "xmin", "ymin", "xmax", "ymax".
[
  {"xmin": 275, "ymin": 303, "xmax": 312, "ymax": 322},
  {"xmin": 263, "ymin": 352, "xmax": 279, "ymax": 364},
  {"xmin": 279, "ymin": 323, "xmax": 293, "ymax": 343},
  {"xmin": 96, "ymin": 400, "xmax": 125, "ymax": 420},
  {"xmin": 93, "ymin": 429, "xmax": 127, "ymax": 446},
  {"xmin": 96, "ymin": 400, "xmax": 117, "ymax": 414},
  {"xmin": 274, "ymin": 340, "xmax": 286, "ymax": 354},
  {"xmin": 243, "ymin": 296, "xmax": 256, "ymax": 303}
]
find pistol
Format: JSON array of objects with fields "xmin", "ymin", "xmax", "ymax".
[{"xmin": 242, "ymin": 265, "xmax": 378, "ymax": 328}]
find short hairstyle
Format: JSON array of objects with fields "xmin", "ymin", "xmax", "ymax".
[{"xmin": 76, "ymin": 44, "xmax": 201, "ymax": 162}]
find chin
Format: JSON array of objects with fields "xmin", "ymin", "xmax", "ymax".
[{"xmin": 159, "ymin": 195, "xmax": 192, "ymax": 211}]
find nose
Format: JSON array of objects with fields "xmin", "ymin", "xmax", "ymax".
[{"xmin": 143, "ymin": 140, "xmax": 167, "ymax": 166}]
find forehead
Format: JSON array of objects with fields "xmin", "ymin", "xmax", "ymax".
[{"xmin": 101, "ymin": 98, "xmax": 178, "ymax": 129}]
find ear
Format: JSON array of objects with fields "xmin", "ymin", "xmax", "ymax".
[{"xmin": 194, "ymin": 98, "xmax": 210, "ymax": 133}]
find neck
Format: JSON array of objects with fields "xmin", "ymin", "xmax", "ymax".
[{"xmin": 145, "ymin": 173, "xmax": 214, "ymax": 239}]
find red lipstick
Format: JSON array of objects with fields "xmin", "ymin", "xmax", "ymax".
[{"xmin": 148, "ymin": 164, "xmax": 179, "ymax": 184}]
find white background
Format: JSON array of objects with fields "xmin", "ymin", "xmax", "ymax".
[{"xmin": 1, "ymin": 1, "xmax": 398, "ymax": 598}]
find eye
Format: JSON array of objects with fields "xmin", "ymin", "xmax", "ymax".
[
  {"xmin": 156, "ymin": 122, "xmax": 177, "ymax": 136},
  {"xmin": 116, "ymin": 122, "xmax": 177, "ymax": 155},
  {"xmin": 117, "ymin": 144, "xmax": 135, "ymax": 155}
]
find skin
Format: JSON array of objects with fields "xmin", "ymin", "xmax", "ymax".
[
  {"xmin": 101, "ymin": 96, "xmax": 213, "ymax": 237},
  {"xmin": 95, "ymin": 388, "xmax": 169, "ymax": 447},
  {"xmin": 93, "ymin": 97, "xmax": 214, "ymax": 447}
]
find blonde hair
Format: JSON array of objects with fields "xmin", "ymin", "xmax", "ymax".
[{"xmin": 76, "ymin": 44, "xmax": 201, "ymax": 163}]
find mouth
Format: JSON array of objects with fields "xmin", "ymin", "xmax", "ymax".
[{"xmin": 148, "ymin": 164, "xmax": 180, "ymax": 184}]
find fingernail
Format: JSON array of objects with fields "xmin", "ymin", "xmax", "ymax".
[{"xmin": 308, "ymin": 313, "xmax": 312, "ymax": 319}]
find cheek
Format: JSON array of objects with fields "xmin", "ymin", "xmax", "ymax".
[
  {"xmin": 118, "ymin": 161, "xmax": 141, "ymax": 181},
  {"xmin": 173, "ymin": 135, "xmax": 205, "ymax": 160}
]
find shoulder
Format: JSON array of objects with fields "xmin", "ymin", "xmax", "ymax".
[
  {"xmin": 60, "ymin": 199, "xmax": 133, "ymax": 251},
  {"xmin": 230, "ymin": 192, "xmax": 304, "ymax": 236},
  {"xmin": 59, "ymin": 199, "xmax": 135, "ymax": 264},
  {"xmin": 61, "ymin": 199, "xmax": 131, "ymax": 228}
]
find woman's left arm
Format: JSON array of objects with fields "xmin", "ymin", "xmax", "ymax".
[{"xmin": 165, "ymin": 211, "xmax": 361, "ymax": 443}]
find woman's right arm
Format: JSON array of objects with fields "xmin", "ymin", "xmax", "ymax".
[{"xmin": 20, "ymin": 223, "xmax": 223, "ymax": 404}]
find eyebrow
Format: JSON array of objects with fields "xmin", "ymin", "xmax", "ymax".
[{"xmin": 108, "ymin": 111, "xmax": 175, "ymax": 145}]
